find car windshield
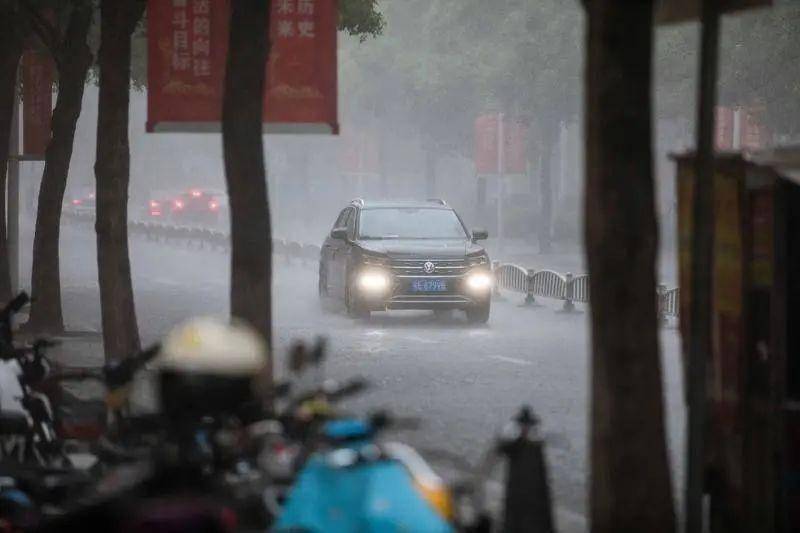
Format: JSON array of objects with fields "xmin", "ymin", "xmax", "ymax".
[{"xmin": 358, "ymin": 208, "xmax": 467, "ymax": 240}]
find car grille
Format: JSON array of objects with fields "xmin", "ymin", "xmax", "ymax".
[{"xmin": 389, "ymin": 258, "xmax": 469, "ymax": 277}]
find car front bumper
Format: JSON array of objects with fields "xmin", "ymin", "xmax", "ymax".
[{"xmin": 355, "ymin": 271, "xmax": 492, "ymax": 311}]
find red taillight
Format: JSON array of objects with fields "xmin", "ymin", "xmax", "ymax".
[
  {"xmin": 173, "ymin": 199, "xmax": 184, "ymax": 210},
  {"xmin": 72, "ymin": 199, "xmax": 82, "ymax": 205},
  {"xmin": 208, "ymin": 201, "xmax": 219, "ymax": 211},
  {"xmin": 149, "ymin": 200, "xmax": 160, "ymax": 208},
  {"xmin": 190, "ymin": 189, "xmax": 202, "ymax": 198}
]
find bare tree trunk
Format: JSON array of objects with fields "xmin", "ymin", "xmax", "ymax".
[
  {"xmin": 583, "ymin": 1, "xmax": 676, "ymax": 532},
  {"xmin": 28, "ymin": 4, "xmax": 92, "ymax": 334},
  {"xmin": 222, "ymin": 0, "xmax": 272, "ymax": 377},
  {"xmin": 539, "ymin": 117, "xmax": 555, "ymax": 254},
  {"xmin": 94, "ymin": 0, "xmax": 143, "ymax": 361},
  {"xmin": 0, "ymin": 7, "xmax": 24, "ymax": 304}
]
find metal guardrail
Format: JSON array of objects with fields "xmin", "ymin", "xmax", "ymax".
[
  {"xmin": 63, "ymin": 212, "xmax": 321, "ymax": 266},
  {"xmin": 492, "ymin": 261, "xmax": 679, "ymax": 321},
  {"xmin": 63, "ymin": 212, "xmax": 679, "ymax": 321}
]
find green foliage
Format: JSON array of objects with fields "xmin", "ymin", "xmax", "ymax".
[
  {"xmin": 339, "ymin": 0, "xmax": 385, "ymax": 41},
  {"xmin": 341, "ymin": 0, "xmax": 800, "ymax": 155}
]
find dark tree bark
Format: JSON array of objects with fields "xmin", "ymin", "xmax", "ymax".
[
  {"xmin": 539, "ymin": 117, "xmax": 555, "ymax": 254},
  {"xmin": 222, "ymin": 0, "xmax": 273, "ymax": 378},
  {"xmin": 27, "ymin": 2, "xmax": 93, "ymax": 334},
  {"xmin": 0, "ymin": 6, "xmax": 25, "ymax": 304},
  {"xmin": 93, "ymin": 0, "xmax": 144, "ymax": 361},
  {"xmin": 583, "ymin": 1, "xmax": 676, "ymax": 532}
]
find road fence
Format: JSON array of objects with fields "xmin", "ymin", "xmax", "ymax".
[
  {"xmin": 492, "ymin": 260, "xmax": 679, "ymax": 323},
  {"xmin": 63, "ymin": 212, "xmax": 321, "ymax": 266}
]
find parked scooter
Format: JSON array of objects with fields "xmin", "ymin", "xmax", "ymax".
[{"xmin": 271, "ymin": 339, "xmax": 492, "ymax": 533}]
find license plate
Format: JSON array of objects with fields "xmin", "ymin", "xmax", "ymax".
[{"xmin": 411, "ymin": 279, "xmax": 447, "ymax": 292}]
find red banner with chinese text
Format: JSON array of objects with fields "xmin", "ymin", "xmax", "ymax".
[
  {"xmin": 739, "ymin": 104, "xmax": 768, "ymax": 150},
  {"xmin": 147, "ymin": 0, "xmax": 338, "ymax": 134},
  {"xmin": 714, "ymin": 106, "xmax": 734, "ymax": 151},
  {"xmin": 21, "ymin": 51, "xmax": 53, "ymax": 157},
  {"xmin": 474, "ymin": 114, "xmax": 528, "ymax": 175}
]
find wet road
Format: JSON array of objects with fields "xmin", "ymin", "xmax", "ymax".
[{"xmin": 33, "ymin": 223, "xmax": 686, "ymax": 528}]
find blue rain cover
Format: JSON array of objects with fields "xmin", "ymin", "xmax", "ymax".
[{"xmin": 275, "ymin": 456, "xmax": 453, "ymax": 533}]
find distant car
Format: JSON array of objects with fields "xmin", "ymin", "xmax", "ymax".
[
  {"xmin": 64, "ymin": 189, "xmax": 95, "ymax": 217},
  {"xmin": 145, "ymin": 190, "xmax": 181, "ymax": 220},
  {"xmin": 170, "ymin": 188, "xmax": 226, "ymax": 227},
  {"xmin": 318, "ymin": 199, "xmax": 491, "ymax": 323}
]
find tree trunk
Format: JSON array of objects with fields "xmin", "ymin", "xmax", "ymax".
[
  {"xmin": 0, "ymin": 8, "xmax": 24, "ymax": 304},
  {"xmin": 222, "ymin": 0, "xmax": 272, "ymax": 377},
  {"xmin": 28, "ymin": 5, "xmax": 93, "ymax": 334},
  {"xmin": 539, "ymin": 117, "xmax": 555, "ymax": 254},
  {"xmin": 94, "ymin": 0, "xmax": 143, "ymax": 361},
  {"xmin": 583, "ymin": 2, "xmax": 676, "ymax": 532}
]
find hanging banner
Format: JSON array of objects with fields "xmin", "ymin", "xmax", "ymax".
[
  {"xmin": 21, "ymin": 51, "xmax": 53, "ymax": 157},
  {"xmin": 503, "ymin": 118, "xmax": 528, "ymax": 174},
  {"xmin": 474, "ymin": 114, "xmax": 528, "ymax": 175},
  {"xmin": 739, "ymin": 104, "xmax": 768, "ymax": 150},
  {"xmin": 147, "ymin": 0, "xmax": 338, "ymax": 134},
  {"xmin": 714, "ymin": 106, "xmax": 734, "ymax": 151}
]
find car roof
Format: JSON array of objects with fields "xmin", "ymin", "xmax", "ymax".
[{"xmin": 352, "ymin": 199, "xmax": 451, "ymax": 210}]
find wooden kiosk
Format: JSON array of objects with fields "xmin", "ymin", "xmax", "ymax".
[{"xmin": 675, "ymin": 148, "xmax": 800, "ymax": 532}]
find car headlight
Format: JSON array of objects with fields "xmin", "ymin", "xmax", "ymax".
[
  {"xmin": 357, "ymin": 270, "xmax": 390, "ymax": 292},
  {"xmin": 466, "ymin": 271, "xmax": 492, "ymax": 291}
]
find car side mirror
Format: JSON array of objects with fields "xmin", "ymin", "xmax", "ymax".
[
  {"xmin": 330, "ymin": 227, "xmax": 348, "ymax": 241},
  {"xmin": 472, "ymin": 228, "xmax": 488, "ymax": 241}
]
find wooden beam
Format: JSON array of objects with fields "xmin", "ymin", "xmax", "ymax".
[{"xmin": 657, "ymin": 0, "xmax": 771, "ymax": 24}]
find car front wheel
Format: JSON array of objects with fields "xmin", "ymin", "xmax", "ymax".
[
  {"xmin": 346, "ymin": 281, "xmax": 371, "ymax": 320},
  {"xmin": 466, "ymin": 301, "xmax": 490, "ymax": 324}
]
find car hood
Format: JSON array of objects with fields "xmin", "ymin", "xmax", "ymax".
[{"xmin": 356, "ymin": 239, "xmax": 484, "ymax": 258}]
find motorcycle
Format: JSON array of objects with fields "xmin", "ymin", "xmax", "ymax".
[{"xmin": 270, "ymin": 339, "xmax": 492, "ymax": 533}]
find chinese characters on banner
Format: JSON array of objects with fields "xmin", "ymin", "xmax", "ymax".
[
  {"xmin": 147, "ymin": 0, "xmax": 338, "ymax": 134},
  {"xmin": 474, "ymin": 114, "xmax": 528, "ymax": 175},
  {"xmin": 21, "ymin": 51, "xmax": 54, "ymax": 157}
]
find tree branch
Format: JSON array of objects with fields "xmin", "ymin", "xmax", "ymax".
[
  {"xmin": 129, "ymin": 0, "xmax": 146, "ymax": 35},
  {"xmin": 19, "ymin": 0, "xmax": 61, "ymax": 57}
]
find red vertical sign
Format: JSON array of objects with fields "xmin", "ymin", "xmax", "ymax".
[
  {"xmin": 739, "ymin": 105, "xmax": 768, "ymax": 150},
  {"xmin": 147, "ymin": 0, "xmax": 338, "ymax": 134},
  {"xmin": 715, "ymin": 105, "xmax": 734, "ymax": 151},
  {"xmin": 503, "ymin": 118, "xmax": 528, "ymax": 174},
  {"xmin": 474, "ymin": 114, "xmax": 499, "ymax": 174},
  {"xmin": 474, "ymin": 114, "xmax": 527, "ymax": 175},
  {"xmin": 266, "ymin": 0, "xmax": 338, "ymax": 130},
  {"xmin": 21, "ymin": 51, "xmax": 53, "ymax": 157}
]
